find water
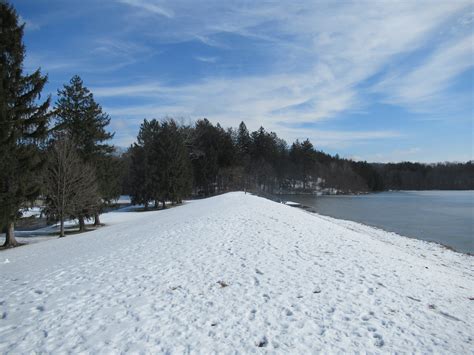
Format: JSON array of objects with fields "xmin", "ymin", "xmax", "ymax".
[{"xmin": 280, "ymin": 191, "xmax": 474, "ymax": 254}]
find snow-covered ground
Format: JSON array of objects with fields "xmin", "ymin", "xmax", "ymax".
[
  {"xmin": 1, "ymin": 192, "xmax": 473, "ymax": 353},
  {"xmin": 19, "ymin": 206, "xmax": 42, "ymax": 218}
]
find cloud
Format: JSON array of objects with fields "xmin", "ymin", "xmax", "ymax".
[
  {"xmin": 194, "ymin": 56, "xmax": 219, "ymax": 63},
  {"xmin": 98, "ymin": 75, "xmax": 402, "ymax": 149},
  {"xmin": 373, "ymin": 34, "xmax": 474, "ymax": 111},
  {"xmin": 24, "ymin": 0, "xmax": 471, "ymax": 152},
  {"xmin": 24, "ymin": 53, "xmax": 79, "ymax": 73},
  {"xmin": 102, "ymin": 0, "xmax": 472, "ymax": 121},
  {"xmin": 275, "ymin": 127, "xmax": 402, "ymax": 150},
  {"xmin": 117, "ymin": 0, "xmax": 174, "ymax": 18},
  {"xmin": 18, "ymin": 15, "xmax": 40, "ymax": 31},
  {"xmin": 93, "ymin": 38, "xmax": 152, "ymax": 58},
  {"xmin": 24, "ymin": 37, "xmax": 155, "ymax": 75},
  {"xmin": 360, "ymin": 147, "xmax": 426, "ymax": 163}
]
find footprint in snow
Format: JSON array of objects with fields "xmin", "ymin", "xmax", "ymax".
[
  {"xmin": 217, "ymin": 281, "xmax": 229, "ymax": 288},
  {"xmin": 256, "ymin": 336, "xmax": 268, "ymax": 347},
  {"xmin": 373, "ymin": 333, "xmax": 384, "ymax": 347},
  {"xmin": 253, "ymin": 277, "xmax": 260, "ymax": 286}
]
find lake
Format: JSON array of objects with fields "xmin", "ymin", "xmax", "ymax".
[{"xmin": 279, "ymin": 191, "xmax": 474, "ymax": 254}]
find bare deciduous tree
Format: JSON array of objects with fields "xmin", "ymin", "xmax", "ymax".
[{"xmin": 43, "ymin": 137, "xmax": 99, "ymax": 237}]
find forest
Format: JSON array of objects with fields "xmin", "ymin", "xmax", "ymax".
[
  {"xmin": 1, "ymin": 1, "xmax": 472, "ymax": 248},
  {"xmin": 121, "ymin": 118, "xmax": 473, "ymax": 201}
]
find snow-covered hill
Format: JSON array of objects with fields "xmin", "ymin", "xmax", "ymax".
[{"xmin": 1, "ymin": 192, "xmax": 472, "ymax": 353}]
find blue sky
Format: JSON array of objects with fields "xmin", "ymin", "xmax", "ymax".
[{"xmin": 14, "ymin": 0, "xmax": 474, "ymax": 162}]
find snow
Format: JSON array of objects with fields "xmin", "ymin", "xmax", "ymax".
[
  {"xmin": 19, "ymin": 206, "xmax": 42, "ymax": 218},
  {"xmin": 114, "ymin": 195, "xmax": 132, "ymax": 204},
  {"xmin": 1, "ymin": 192, "xmax": 473, "ymax": 353}
]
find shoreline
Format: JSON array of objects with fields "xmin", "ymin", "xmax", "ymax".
[
  {"xmin": 277, "ymin": 191, "xmax": 473, "ymax": 255},
  {"xmin": 301, "ymin": 206, "xmax": 473, "ymax": 257},
  {"xmin": 283, "ymin": 202, "xmax": 473, "ymax": 256},
  {"xmin": 277, "ymin": 189, "xmax": 474, "ymax": 196},
  {"xmin": 3, "ymin": 191, "xmax": 472, "ymax": 256}
]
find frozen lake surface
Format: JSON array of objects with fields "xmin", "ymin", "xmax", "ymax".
[{"xmin": 280, "ymin": 191, "xmax": 474, "ymax": 254}]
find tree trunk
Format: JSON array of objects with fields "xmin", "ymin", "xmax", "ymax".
[
  {"xmin": 154, "ymin": 200, "xmax": 159, "ymax": 209},
  {"xmin": 144, "ymin": 201, "xmax": 149, "ymax": 211},
  {"xmin": 94, "ymin": 213, "xmax": 101, "ymax": 226},
  {"xmin": 161, "ymin": 200, "xmax": 166, "ymax": 209},
  {"xmin": 59, "ymin": 219, "xmax": 65, "ymax": 238},
  {"xmin": 78, "ymin": 216, "xmax": 86, "ymax": 232},
  {"xmin": 3, "ymin": 221, "xmax": 18, "ymax": 247}
]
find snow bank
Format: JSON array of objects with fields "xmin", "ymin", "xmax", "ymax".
[{"xmin": 0, "ymin": 192, "xmax": 472, "ymax": 353}]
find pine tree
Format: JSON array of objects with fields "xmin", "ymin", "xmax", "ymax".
[
  {"xmin": 299, "ymin": 139, "xmax": 317, "ymax": 190},
  {"xmin": 130, "ymin": 119, "xmax": 192, "ymax": 208},
  {"xmin": 236, "ymin": 121, "xmax": 251, "ymax": 160},
  {"xmin": 54, "ymin": 75, "xmax": 115, "ymax": 229},
  {"xmin": 0, "ymin": 2, "xmax": 51, "ymax": 247},
  {"xmin": 156, "ymin": 120, "xmax": 192, "ymax": 206},
  {"xmin": 191, "ymin": 119, "xmax": 221, "ymax": 195},
  {"xmin": 136, "ymin": 119, "xmax": 161, "ymax": 208},
  {"xmin": 128, "ymin": 143, "xmax": 152, "ymax": 209}
]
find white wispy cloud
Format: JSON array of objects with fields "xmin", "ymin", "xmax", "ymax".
[
  {"xmin": 194, "ymin": 56, "xmax": 219, "ymax": 63},
  {"xmin": 117, "ymin": 0, "xmax": 174, "ymax": 18},
  {"xmin": 93, "ymin": 38, "xmax": 152, "ymax": 58},
  {"xmin": 28, "ymin": 0, "xmax": 471, "ymax": 150},
  {"xmin": 98, "ymin": 75, "xmax": 402, "ymax": 148},
  {"xmin": 103, "ymin": 0, "xmax": 472, "ymax": 123},
  {"xmin": 18, "ymin": 15, "xmax": 40, "ymax": 31},
  {"xmin": 373, "ymin": 34, "xmax": 474, "ymax": 110}
]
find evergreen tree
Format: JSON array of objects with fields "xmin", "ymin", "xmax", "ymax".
[
  {"xmin": 136, "ymin": 119, "xmax": 161, "ymax": 208},
  {"xmin": 155, "ymin": 120, "xmax": 192, "ymax": 206},
  {"xmin": 236, "ymin": 121, "xmax": 251, "ymax": 160},
  {"xmin": 249, "ymin": 127, "xmax": 281, "ymax": 192},
  {"xmin": 191, "ymin": 119, "xmax": 220, "ymax": 196},
  {"xmin": 129, "ymin": 118, "xmax": 192, "ymax": 208},
  {"xmin": 234, "ymin": 122, "xmax": 252, "ymax": 188},
  {"xmin": 0, "ymin": 2, "xmax": 51, "ymax": 247},
  {"xmin": 128, "ymin": 143, "xmax": 152, "ymax": 209},
  {"xmin": 54, "ymin": 75, "xmax": 115, "ymax": 228}
]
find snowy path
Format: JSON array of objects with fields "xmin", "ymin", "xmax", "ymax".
[{"xmin": 1, "ymin": 192, "xmax": 473, "ymax": 353}]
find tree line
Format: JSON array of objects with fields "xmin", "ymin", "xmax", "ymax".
[
  {"xmin": 1, "ymin": 2, "xmax": 472, "ymax": 249},
  {"xmin": 122, "ymin": 119, "xmax": 474, "ymax": 204}
]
